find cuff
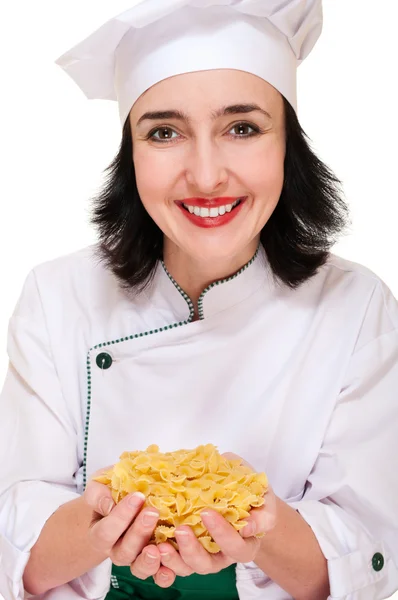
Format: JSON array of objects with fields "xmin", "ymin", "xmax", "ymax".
[
  {"xmin": 0, "ymin": 483, "xmax": 79, "ymax": 599},
  {"xmin": 0, "ymin": 534, "xmax": 30, "ymax": 600},
  {"xmin": 69, "ymin": 560, "xmax": 112, "ymax": 600},
  {"xmin": 289, "ymin": 499, "xmax": 395, "ymax": 599},
  {"xmin": 1, "ymin": 486, "xmax": 112, "ymax": 600}
]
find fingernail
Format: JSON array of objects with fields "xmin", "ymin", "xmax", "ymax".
[
  {"xmin": 175, "ymin": 530, "xmax": 189, "ymax": 544},
  {"xmin": 143, "ymin": 511, "xmax": 159, "ymax": 526},
  {"xmin": 159, "ymin": 572, "xmax": 169, "ymax": 580},
  {"xmin": 159, "ymin": 551, "xmax": 169, "ymax": 559},
  {"xmin": 201, "ymin": 511, "xmax": 215, "ymax": 524},
  {"xmin": 245, "ymin": 522, "xmax": 256, "ymax": 536},
  {"xmin": 100, "ymin": 498, "xmax": 114, "ymax": 516},
  {"xmin": 145, "ymin": 550, "xmax": 158, "ymax": 563},
  {"xmin": 128, "ymin": 492, "xmax": 146, "ymax": 508}
]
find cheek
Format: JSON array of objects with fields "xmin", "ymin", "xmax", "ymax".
[
  {"xmin": 133, "ymin": 149, "xmax": 173, "ymax": 205},
  {"xmin": 240, "ymin": 145, "xmax": 285, "ymax": 198},
  {"xmin": 133, "ymin": 140, "xmax": 285, "ymax": 207}
]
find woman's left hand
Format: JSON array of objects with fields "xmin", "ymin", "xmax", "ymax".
[{"xmin": 149, "ymin": 453, "xmax": 278, "ymax": 588}]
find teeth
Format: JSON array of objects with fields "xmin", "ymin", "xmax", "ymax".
[{"xmin": 183, "ymin": 199, "xmax": 242, "ymax": 218}]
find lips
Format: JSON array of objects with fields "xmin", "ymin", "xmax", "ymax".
[
  {"xmin": 176, "ymin": 196, "xmax": 246, "ymax": 228},
  {"xmin": 177, "ymin": 197, "xmax": 245, "ymax": 208},
  {"xmin": 183, "ymin": 198, "xmax": 241, "ymax": 217}
]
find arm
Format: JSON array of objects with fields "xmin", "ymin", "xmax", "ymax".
[
  {"xmin": 156, "ymin": 281, "xmax": 398, "ymax": 600},
  {"xmin": 145, "ymin": 466, "xmax": 329, "ymax": 597},
  {"xmin": 0, "ymin": 270, "xmax": 111, "ymax": 600},
  {"xmin": 22, "ymin": 496, "xmax": 106, "ymax": 595},
  {"xmin": 253, "ymin": 497, "xmax": 329, "ymax": 599},
  {"xmin": 23, "ymin": 488, "xmax": 159, "ymax": 596},
  {"xmin": 254, "ymin": 281, "xmax": 398, "ymax": 599}
]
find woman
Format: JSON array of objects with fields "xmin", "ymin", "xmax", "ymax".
[{"xmin": 0, "ymin": 1, "xmax": 397, "ymax": 599}]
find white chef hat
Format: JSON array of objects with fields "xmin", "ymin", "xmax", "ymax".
[{"xmin": 55, "ymin": 0, "xmax": 323, "ymax": 127}]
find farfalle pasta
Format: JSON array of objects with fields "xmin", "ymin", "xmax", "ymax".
[{"xmin": 93, "ymin": 444, "xmax": 268, "ymax": 553}]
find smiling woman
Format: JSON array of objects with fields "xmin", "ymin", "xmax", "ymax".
[
  {"xmin": 92, "ymin": 70, "xmax": 348, "ymax": 306},
  {"xmin": 1, "ymin": 1, "xmax": 398, "ymax": 600}
]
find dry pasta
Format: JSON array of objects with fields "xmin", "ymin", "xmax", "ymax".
[{"xmin": 93, "ymin": 444, "xmax": 268, "ymax": 553}]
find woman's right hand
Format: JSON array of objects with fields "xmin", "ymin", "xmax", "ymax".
[{"xmin": 82, "ymin": 468, "xmax": 173, "ymax": 583}]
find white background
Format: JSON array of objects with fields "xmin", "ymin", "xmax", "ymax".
[
  {"xmin": 0, "ymin": 1, "xmax": 397, "ymax": 597},
  {"xmin": 1, "ymin": 0, "xmax": 397, "ymax": 359}
]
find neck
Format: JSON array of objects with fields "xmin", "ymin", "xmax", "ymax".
[{"xmin": 162, "ymin": 238, "xmax": 260, "ymax": 317}]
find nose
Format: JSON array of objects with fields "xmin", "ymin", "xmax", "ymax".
[{"xmin": 185, "ymin": 138, "xmax": 228, "ymax": 194}]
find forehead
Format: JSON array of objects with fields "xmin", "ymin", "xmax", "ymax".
[{"xmin": 131, "ymin": 69, "xmax": 282, "ymax": 118}]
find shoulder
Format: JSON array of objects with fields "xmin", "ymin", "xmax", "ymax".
[
  {"xmin": 32, "ymin": 244, "xmax": 110, "ymax": 286},
  {"xmin": 15, "ymin": 244, "xmax": 148, "ymax": 353},
  {"xmin": 23, "ymin": 245, "xmax": 137, "ymax": 331},
  {"xmin": 272, "ymin": 251, "xmax": 397, "ymax": 354},
  {"xmin": 319, "ymin": 252, "xmax": 398, "ymax": 348},
  {"xmin": 31, "ymin": 244, "xmax": 122, "ymax": 305},
  {"xmin": 324, "ymin": 253, "xmax": 396, "ymax": 312},
  {"xmin": 325, "ymin": 252, "xmax": 384, "ymax": 282}
]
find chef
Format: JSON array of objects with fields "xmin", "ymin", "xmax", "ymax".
[{"xmin": 0, "ymin": 1, "xmax": 397, "ymax": 599}]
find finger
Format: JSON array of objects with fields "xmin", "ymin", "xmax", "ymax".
[
  {"xmin": 174, "ymin": 527, "xmax": 231, "ymax": 575},
  {"xmin": 153, "ymin": 566, "xmax": 177, "ymax": 588},
  {"xmin": 89, "ymin": 492, "xmax": 146, "ymax": 554},
  {"xmin": 201, "ymin": 510, "xmax": 258, "ymax": 564},
  {"xmin": 83, "ymin": 466, "xmax": 118, "ymax": 517},
  {"xmin": 84, "ymin": 481, "xmax": 117, "ymax": 518},
  {"xmin": 111, "ymin": 506, "xmax": 159, "ymax": 566},
  {"xmin": 240, "ymin": 489, "xmax": 278, "ymax": 539},
  {"xmin": 240, "ymin": 505, "xmax": 277, "ymax": 539},
  {"xmin": 130, "ymin": 545, "xmax": 161, "ymax": 580},
  {"xmin": 158, "ymin": 542, "xmax": 194, "ymax": 577}
]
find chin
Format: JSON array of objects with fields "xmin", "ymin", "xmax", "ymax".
[{"xmin": 183, "ymin": 237, "xmax": 254, "ymax": 265}]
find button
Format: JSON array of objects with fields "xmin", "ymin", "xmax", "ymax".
[
  {"xmin": 96, "ymin": 352, "xmax": 113, "ymax": 370},
  {"xmin": 372, "ymin": 553, "xmax": 384, "ymax": 572}
]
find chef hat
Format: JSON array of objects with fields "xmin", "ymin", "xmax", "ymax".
[{"xmin": 56, "ymin": 0, "xmax": 323, "ymax": 126}]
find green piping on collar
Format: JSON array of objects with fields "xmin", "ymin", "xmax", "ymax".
[
  {"xmin": 82, "ymin": 274, "xmax": 195, "ymax": 489},
  {"xmin": 197, "ymin": 245, "xmax": 260, "ymax": 320},
  {"xmin": 83, "ymin": 247, "xmax": 260, "ymax": 488}
]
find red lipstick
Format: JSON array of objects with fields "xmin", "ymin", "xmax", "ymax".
[
  {"xmin": 176, "ymin": 196, "xmax": 247, "ymax": 229},
  {"xmin": 179, "ymin": 197, "xmax": 242, "ymax": 208}
]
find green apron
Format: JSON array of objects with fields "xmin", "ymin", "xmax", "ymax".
[{"xmin": 106, "ymin": 564, "xmax": 239, "ymax": 599}]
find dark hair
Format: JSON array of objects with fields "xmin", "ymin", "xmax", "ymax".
[{"xmin": 91, "ymin": 97, "xmax": 350, "ymax": 292}]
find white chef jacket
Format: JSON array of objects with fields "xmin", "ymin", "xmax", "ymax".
[{"xmin": 0, "ymin": 243, "xmax": 397, "ymax": 600}]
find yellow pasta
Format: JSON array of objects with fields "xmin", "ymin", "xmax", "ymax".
[{"xmin": 93, "ymin": 444, "xmax": 268, "ymax": 553}]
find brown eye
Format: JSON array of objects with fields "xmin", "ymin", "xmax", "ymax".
[
  {"xmin": 149, "ymin": 127, "xmax": 177, "ymax": 141},
  {"xmin": 229, "ymin": 123, "xmax": 260, "ymax": 138},
  {"xmin": 235, "ymin": 124, "xmax": 251, "ymax": 135}
]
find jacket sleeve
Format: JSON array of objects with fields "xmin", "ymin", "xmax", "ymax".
[
  {"xmin": 0, "ymin": 270, "xmax": 111, "ymax": 600},
  {"xmin": 235, "ymin": 279, "xmax": 398, "ymax": 600},
  {"xmin": 286, "ymin": 280, "xmax": 398, "ymax": 599}
]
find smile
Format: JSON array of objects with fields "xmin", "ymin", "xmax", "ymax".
[
  {"xmin": 177, "ymin": 197, "xmax": 246, "ymax": 229},
  {"xmin": 182, "ymin": 199, "xmax": 241, "ymax": 218}
]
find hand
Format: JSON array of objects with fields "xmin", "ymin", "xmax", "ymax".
[
  {"xmin": 83, "ymin": 467, "xmax": 163, "ymax": 579},
  {"xmin": 154, "ymin": 452, "xmax": 278, "ymax": 587}
]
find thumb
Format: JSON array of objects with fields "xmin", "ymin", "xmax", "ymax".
[{"xmin": 83, "ymin": 465, "xmax": 115, "ymax": 517}]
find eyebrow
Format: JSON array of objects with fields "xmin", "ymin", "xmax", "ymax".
[{"xmin": 136, "ymin": 104, "xmax": 272, "ymax": 127}]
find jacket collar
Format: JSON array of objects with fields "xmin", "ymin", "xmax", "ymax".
[{"xmin": 145, "ymin": 244, "xmax": 273, "ymax": 323}]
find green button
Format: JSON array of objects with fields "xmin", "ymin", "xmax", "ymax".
[
  {"xmin": 96, "ymin": 352, "xmax": 113, "ymax": 370},
  {"xmin": 372, "ymin": 552, "xmax": 384, "ymax": 572}
]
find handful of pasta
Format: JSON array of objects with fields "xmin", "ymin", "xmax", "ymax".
[{"xmin": 94, "ymin": 444, "xmax": 268, "ymax": 553}]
